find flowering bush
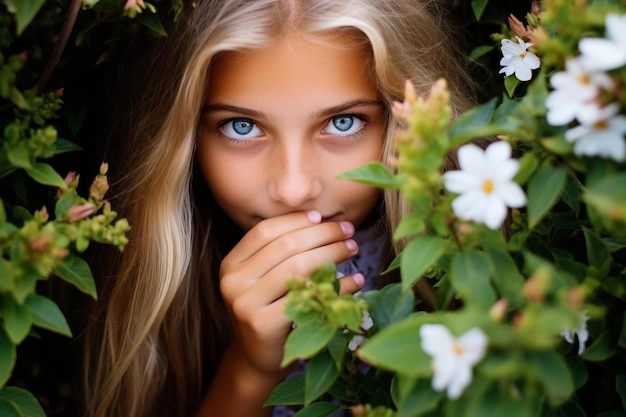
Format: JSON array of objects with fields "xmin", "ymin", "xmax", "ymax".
[{"xmin": 268, "ymin": 1, "xmax": 626, "ymax": 416}]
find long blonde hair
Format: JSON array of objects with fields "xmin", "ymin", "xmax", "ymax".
[{"xmin": 83, "ymin": 1, "xmax": 478, "ymax": 416}]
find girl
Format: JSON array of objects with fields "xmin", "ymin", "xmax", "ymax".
[{"xmin": 82, "ymin": 0, "xmax": 479, "ymax": 416}]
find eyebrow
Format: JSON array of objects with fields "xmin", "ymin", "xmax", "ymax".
[{"xmin": 202, "ymin": 99, "xmax": 383, "ymax": 120}]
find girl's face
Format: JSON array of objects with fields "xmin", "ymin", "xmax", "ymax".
[{"xmin": 198, "ymin": 33, "xmax": 385, "ymax": 231}]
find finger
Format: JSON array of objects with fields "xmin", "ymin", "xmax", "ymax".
[
  {"xmin": 337, "ymin": 273, "xmax": 366, "ymax": 295},
  {"xmin": 224, "ymin": 211, "xmax": 323, "ymax": 266},
  {"xmin": 228, "ymin": 221, "xmax": 355, "ymax": 281},
  {"xmin": 231, "ymin": 239, "xmax": 359, "ymax": 305}
]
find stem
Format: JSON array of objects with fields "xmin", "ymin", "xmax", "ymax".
[{"xmin": 34, "ymin": 0, "xmax": 82, "ymax": 94}]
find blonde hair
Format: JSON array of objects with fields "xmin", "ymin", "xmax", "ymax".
[{"xmin": 83, "ymin": 1, "xmax": 478, "ymax": 416}]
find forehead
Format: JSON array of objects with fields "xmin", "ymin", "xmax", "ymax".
[{"xmin": 206, "ymin": 33, "xmax": 378, "ymax": 106}]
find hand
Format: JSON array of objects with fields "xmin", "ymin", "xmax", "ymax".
[{"xmin": 219, "ymin": 210, "xmax": 364, "ymax": 377}]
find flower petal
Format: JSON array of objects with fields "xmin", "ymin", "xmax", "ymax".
[
  {"xmin": 458, "ymin": 328, "xmax": 488, "ymax": 365},
  {"xmin": 446, "ymin": 363, "xmax": 472, "ymax": 399},
  {"xmin": 443, "ymin": 171, "xmax": 480, "ymax": 194},
  {"xmin": 497, "ymin": 182, "xmax": 526, "ymax": 208},
  {"xmin": 579, "ymin": 38, "xmax": 626, "ymax": 72},
  {"xmin": 420, "ymin": 324, "xmax": 454, "ymax": 356},
  {"xmin": 514, "ymin": 64, "xmax": 533, "ymax": 82},
  {"xmin": 457, "ymin": 143, "xmax": 486, "ymax": 173},
  {"xmin": 484, "ymin": 201, "xmax": 507, "ymax": 229},
  {"xmin": 524, "ymin": 52, "xmax": 540, "ymax": 70}
]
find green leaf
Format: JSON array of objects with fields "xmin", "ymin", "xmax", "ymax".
[
  {"xmin": 6, "ymin": 144, "xmax": 31, "ymax": 169},
  {"xmin": 617, "ymin": 375, "xmax": 626, "ymax": 411},
  {"xmin": 504, "ymin": 75, "xmax": 521, "ymax": 98},
  {"xmin": 358, "ymin": 317, "xmax": 431, "ymax": 376},
  {"xmin": 400, "ymin": 235, "xmax": 446, "ymax": 291},
  {"xmin": 468, "ymin": 45, "xmax": 495, "ymax": 62},
  {"xmin": 51, "ymin": 138, "xmax": 82, "ymax": 155},
  {"xmin": 305, "ymin": 351, "xmax": 339, "ymax": 405},
  {"xmin": 392, "ymin": 376, "xmax": 443, "ymax": 417},
  {"xmin": 0, "ymin": 330, "xmax": 16, "ymax": 386},
  {"xmin": 25, "ymin": 162, "xmax": 67, "ymax": 189},
  {"xmin": 0, "ymin": 386, "xmax": 46, "ymax": 417},
  {"xmin": 583, "ymin": 228, "xmax": 611, "ymax": 278},
  {"xmin": 471, "ymin": 0, "xmax": 489, "ymax": 20},
  {"xmin": 449, "ymin": 250, "xmax": 496, "ymax": 308},
  {"xmin": 282, "ymin": 318, "xmax": 335, "ymax": 366},
  {"xmin": 393, "ymin": 211, "xmax": 425, "ymax": 240},
  {"xmin": 136, "ymin": 9, "xmax": 167, "ymax": 36},
  {"xmin": 293, "ymin": 401, "xmax": 340, "ymax": 417},
  {"xmin": 52, "ymin": 254, "xmax": 97, "ymax": 299},
  {"xmin": 362, "ymin": 283, "xmax": 415, "ymax": 330},
  {"xmin": 582, "ymin": 331, "xmax": 616, "ymax": 362},
  {"xmin": 514, "ymin": 152, "xmax": 538, "ymax": 185},
  {"xmin": 0, "ymin": 399, "xmax": 21, "ymax": 417},
  {"xmin": 526, "ymin": 164, "xmax": 567, "ymax": 229},
  {"xmin": 326, "ymin": 332, "xmax": 350, "ymax": 371},
  {"xmin": 528, "ymin": 350, "xmax": 573, "ymax": 405},
  {"xmin": 337, "ymin": 162, "xmax": 396, "ymax": 189},
  {"xmin": 2, "ymin": 298, "xmax": 32, "ymax": 344},
  {"xmin": 583, "ymin": 173, "xmax": 626, "ymax": 234},
  {"xmin": 265, "ymin": 374, "xmax": 305, "ymax": 406},
  {"xmin": 485, "ymin": 247, "xmax": 525, "ymax": 308},
  {"xmin": 3, "ymin": 0, "xmax": 46, "ymax": 34},
  {"xmin": 24, "ymin": 294, "xmax": 72, "ymax": 337},
  {"xmin": 449, "ymin": 98, "xmax": 497, "ymax": 145}
]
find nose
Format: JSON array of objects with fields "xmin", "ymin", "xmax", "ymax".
[{"xmin": 268, "ymin": 142, "xmax": 322, "ymax": 208}]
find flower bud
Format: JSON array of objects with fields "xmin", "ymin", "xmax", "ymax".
[{"xmin": 68, "ymin": 203, "xmax": 96, "ymax": 222}]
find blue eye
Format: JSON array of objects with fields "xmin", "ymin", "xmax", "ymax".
[
  {"xmin": 324, "ymin": 115, "xmax": 365, "ymax": 136},
  {"xmin": 220, "ymin": 118, "xmax": 263, "ymax": 140}
]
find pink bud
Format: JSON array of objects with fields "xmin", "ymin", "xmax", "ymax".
[{"xmin": 67, "ymin": 203, "xmax": 96, "ymax": 222}]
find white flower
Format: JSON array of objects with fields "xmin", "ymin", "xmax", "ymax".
[
  {"xmin": 561, "ymin": 312, "xmax": 589, "ymax": 355},
  {"xmin": 348, "ymin": 311, "xmax": 374, "ymax": 351},
  {"xmin": 579, "ymin": 13, "xmax": 626, "ymax": 73},
  {"xmin": 545, "ymin": 58, "xmax": 613, "ymax": 126},
  {"xmin": 420, "ymin": 324, "xmax": 488, "ymax": 399},
  {"xmin": 499, "ymin": 36, "xmax": 540, "ymax": 81},
  {"xmin": 443, "ymin": 141, "xmax": 526, "ymax": 230},
  {"xmin": 565, "ymin": 103, "xmax": 626, "ymax": 161}
]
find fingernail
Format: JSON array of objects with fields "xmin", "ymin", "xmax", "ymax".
[
  {"xmin": 306, "ymin": 210, "xmax": 321, "ymax": 223},
  {"xmin": 353, "ymin": 273, "xmax": 365, "ymax": 287},
  {"xmin": 339, "ymin": 221, "xmax": 354, "ymax": 236},
  {"xmin": 344, "ymin": 239, "xmax": 358, "ymax": 252}
]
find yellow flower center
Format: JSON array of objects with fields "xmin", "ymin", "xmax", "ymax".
[
  {"xmin": 593, "ymin": 119, "xmax": 609, "ymax": 130},
  {"xmin": 519, "ymin": 51, "xmax": 527, "ymax": 59},
  {"xmin": 482, "ymin": 180, "xmax": 495, "ymax": 194},
  {"xmin": 578, "ymin": 74, "xmax": 591, "ymax": 85},
  {"xmin": 453, "ymin": 344, "xmax": 465, "ymax": 356}
]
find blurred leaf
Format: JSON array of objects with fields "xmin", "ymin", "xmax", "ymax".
[
  {"xmin": 327, "ymin": 332, "xmax": 350, "ymax": 371},
  {"xmin": 449, "ymin": 250, "xmax": 496, "ymax": 308},
  {"xmin": 618, "ymin": 375, "xmax": 626, "ymax": 411},
  {"xmin": 337, "ymin": 162, "xmax": 396, "ymax": 189},
  {"xmin": 265, "ymin": 374, "xmax": 305, "ymax": 406},
  {"xmin": 25, "ymin": 162, "xmax": 67, "ymax": 189},
  {"xmin": 51, "ymin": 138, "xmax": 82, "ymax": 155},
  {"xmin": 582, "ymin": 331, "xmax": 616, "ymax": 362},
  {"xmin": 0, "ymin": 386, "xmax": 45, "ymax": 417},
  {"xmin": 471, "ymin": 0, "xmax": 489, "ymax": 20},
  {"xmin": 136, "ymin": 10, "xmax": 167, "ymax": 36},
  {"xmin": 282, "ymin": 318, "xmax": 335, "ymax": 366},
  {"xmin": 24, "ymin": 294, "xmax": 72, "ymax": 337},
  {"xmin": 358, "ymin": 317, "xmax": 431, "ymax": 376},
  {"xmin": 2, "ymin": 298, "xmax": 32, "ymax": 344},
  {"xmin": 293, "ymin": 401, "xmax": 340, "ymax": 417},
  {"xmin": 6, "ymin": 144, "xmax": 31, "ymax": 169},
  {"xmin": 3, "ymin": 0, "xmax": 46, "ymax": 35},
  {"xmin": 392, "ymin": 376, "xmax": 443, "ymax": 417},
  {"xmin": 583, "ymin": 228, "xmax": 611, "ymax": 278},
  {"xmin": 485, "ymin": 247, "xmax": 525, "ymax": 308},
  {"xmin": 514, "ymin": 152, "xmax": 539, "ymax": 185},
  {"xmin": 468, "ymin": 45, "xmax": 495, "ymax": 62},
  {"xmin": 583, "ymin": 173, "xmax": 626, "ymax": 235},
  {"xmin": 0, "ymin": 330, "xmax": 16, "ymax": 386},
  {"xmin": 362, "ymin": 283, "xmax": 415, "ymax": 330},
  {"xmin": 400, "ymin": 235, "xmax": 446, "ymax": 291},
  {"xmin": 305, "ymin": 351, "xmax": 339, "ymax": 405},
  {"xmin": 528, "ymin": 351, "xmax": 573, "ymax": 405},
  {"xmin": 527, "ymin": 164, "xmax": 567, "ymax": 229}
]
